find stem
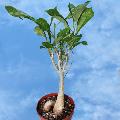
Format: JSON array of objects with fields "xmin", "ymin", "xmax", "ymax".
[
  {"xmin": 54, "ymin": 23, "xmax": 56, "ymax": 38},
  {"xmin": 44, "ymin": 31, "xmax": 48, "ymax": 41},
  {"xmin": 53, "ymin": 70, "xmax": 64, "ymax": 115},
  {"xmin": 73, "ymin": 20, "xmax": 76, "ymax": 33},
  {"xmin": 58, "ymin": 69, "xmax": 64, "ymax": 98},
  {"xmin": 53, "ymin": 52, "xmax": 65, "ymax": 115},
  {"xmin": 63, "ymin": 52, "xmax": 69, "ymax": 71}
]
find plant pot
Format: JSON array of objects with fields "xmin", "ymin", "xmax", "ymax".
[{"xmin": 36, "ymin": 93, "xmax": 75, "ymax": 120}]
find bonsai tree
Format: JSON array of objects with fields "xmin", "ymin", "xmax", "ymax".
[{"xmin": 5, "ymin": 1, "xmax": 94, "ymax": 116}]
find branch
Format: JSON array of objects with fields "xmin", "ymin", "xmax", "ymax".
[
  {"xmin": 57, "ymin": 51, "xmax": 62, "ymax": 71},
  {"xmin": 54, "ymin": 47, "xmax": 59, "ymax": 55},
  {"xmin": 63, "ymin": 52, "xmax": 69, "ymax": 71},
  {"xmin": 48, "ymin": 49, "xmax": 59, "ymax": 72},
  {"xmin": 57, "ymin": 51, "xmax": 65, "ymax": 73}
]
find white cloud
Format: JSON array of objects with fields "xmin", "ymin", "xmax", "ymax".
[
  {"xmin": 93, "ymin": 0, "xmax": 120, "ymax": 30},
  {"xmin": 0, "ymin": 90, "xmax": 20, "ymax": 120},
  {"xmin": 0, "ymin": 90, "xmax": 40, "ymax": 120},
  {"xmin": 0, "ymin": 53, "xmax": 49, "ymax": 83}
]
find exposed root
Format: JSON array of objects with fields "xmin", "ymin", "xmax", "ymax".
[{"xmin": 43, "ymin": 100, "xmax": 55, "ymax": 112}]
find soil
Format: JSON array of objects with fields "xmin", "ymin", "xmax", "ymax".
[{"xmin": 37, "ymin": 95, "xmax": 75, "ymax": 120}]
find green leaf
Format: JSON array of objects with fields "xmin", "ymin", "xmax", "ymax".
[
  {"xmin": 73, "ymin": 41, "xmax": 81, "ymax": 47},
  {"xmin": 53, "ymin": 36, "xmax": 63, "ymax": 45},
  {"xmin": 53, "ymin": 27, "xmax": 71, "ymax": 45},
  {"xmin": 66, "ymin": 3, "xmax": 75, "ymax": 19},
  {"xmin": 69, "ymin": 41, "xmax": 82, "ymax": 50},
  {"xmin": 46, "ymin": 7, "xmax": 60, "ymax": 16},
  {"xmin": 57, "ymin": 27, "xmax": 70, "ymax": 38},
  {"xmin": 36, "ymin": 18, "xmax": 50, "ymax": 31},
  {"xmin": 34, "ymin": 26, "xmax": 45, "ymax": 37},
  {"xmin": 66, "ymin": 1, "xmax": 90, "ymax": 21},
  {"xmin": 76, "ymin": 8, "xmax": 94, "ymax": 34},
  {"xmin": 70, "ymin": 34, "xmax": 82, "ymax": 43},
  {"xmin": 67, "ymin": 34, "xmax": 82, "ymax": 49},
  {"xmin": 50, "ymin": 17, "xmax": 54, "ymax": 26},
  {"xmin": 5, "ymin": 6, "xmax": 35, "ymax": 21},
  {"xmin": 46, "ymin": 7, "xmax": 68, "ymax": 27},
  {"xmin": 68, "ymin": 3, "xmax": 76, "ymax": 15},
  {"xmin": 81, "ymin": 41, "xmax": 88, "ymax": 45},
  {"xmin": 68, "ymin": 3, "xmax": 75, "ymax": 9},
  {"xmin": 36, "ymin": 18, "xmax": 51, "ymax": 42},
  {"xmin": 40, "ymin": 46, "xmax": 45, "ymax": 49},
  {"xmin": 42, "ymin": 42, "xmax": 53, "ymax": 48},
  {"xmin": 62, "ymin": 33, "xmax": 74, "ymax": 42},
  {"xmin": 53, "ymin": 33, "xmax": 73, "ymax": 47}
]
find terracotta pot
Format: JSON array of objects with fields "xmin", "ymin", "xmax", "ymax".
[{"xmin": 36, "ymin": 93, "xmax": 75, "ymax": 120}]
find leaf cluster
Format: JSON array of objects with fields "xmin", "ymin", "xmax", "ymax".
[{"xmin": 5, "ymin": 1, "xmax": 94, "ymax": 61}]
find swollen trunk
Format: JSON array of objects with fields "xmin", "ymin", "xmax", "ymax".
[{"xmin": 53, "ymin": 70, "xmax": 64, "ymax": 114}]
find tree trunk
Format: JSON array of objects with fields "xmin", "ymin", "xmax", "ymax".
[{"xmin": 53, "ymin": 70, "xmax": 64, "ymax": 115}]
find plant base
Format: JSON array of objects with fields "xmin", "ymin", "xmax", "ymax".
[{"xmin": 36, "ymin": 93, "xmax": 75, "ymax": 120}]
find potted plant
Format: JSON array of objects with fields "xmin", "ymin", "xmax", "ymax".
[{"xmin": 5, "ymin": 1, "xmax": 94, "ymax": 120}]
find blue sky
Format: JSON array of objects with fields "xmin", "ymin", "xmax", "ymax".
[{"xmin": 0, "ymin": 0, "xmax": 120, "ymax": 120}]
